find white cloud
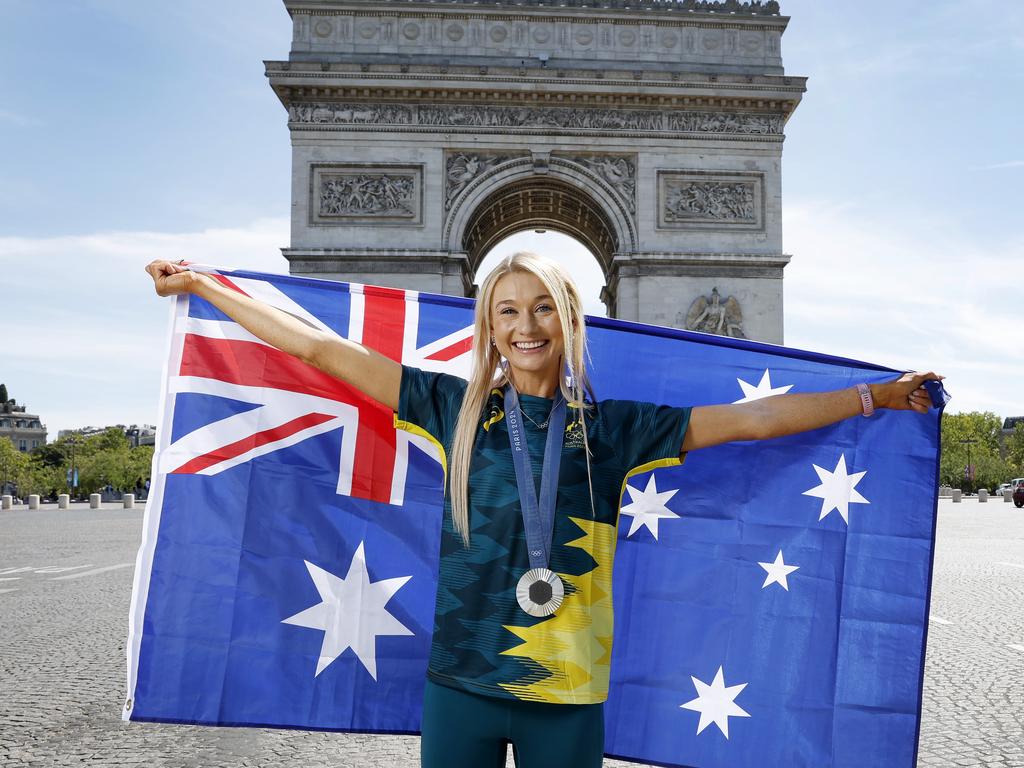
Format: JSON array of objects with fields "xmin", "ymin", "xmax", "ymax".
[
  {"xmin": 0, "ymin": 218, "xmax": 290, "ymax": 436},
  {"xmin": 970, "ymin": 160, "xmax": 1024, "ymax": 171},
  {"xmin": 783, "ymin": 200, "xmax": 1024, "ymax": 417},
  {"xmin": 0, "ymin": 109, "xmax": 40, "ymax": 127}
]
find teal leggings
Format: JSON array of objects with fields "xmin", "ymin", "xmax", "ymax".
[{"xmin": 420, "ymin": 679, "xmax": 605, "ymax": 768}]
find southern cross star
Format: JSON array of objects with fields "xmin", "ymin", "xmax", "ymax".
[
  {"xmin": 620, "ymin": 474, "xmax": 680, "ymax": 540},
  {"xmin": 680, "ymin": 665, "xmax": 751, "ymax": 738},
  {"xmin": 282, "ymin": 541, "xmax": 413, "ymax": 679},
  {"xmin": 802, "ymin": 453, "xmax": 869, "ymax": 524},
  {"xmin": 758, "ymin": 550, "xmax": 799, "ymax": 591},
  {"xmin": 733, "ymin": 369, "xmax": 794, "ymax": 404}
]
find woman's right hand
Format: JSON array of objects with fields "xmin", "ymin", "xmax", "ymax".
[{"xmin": 144, "ymin": 259, "xmax": 202, "ymax": 297}]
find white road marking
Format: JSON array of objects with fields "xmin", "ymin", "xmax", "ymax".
[
  {"xmin": 997, "ymin": 562, "xmax": 1024, "ymax": 570},
  {"xmin": 1008, "ymin": 644, "xmax": 1024, "ymax": 653},
  {"xmin": 929, "ymin": 615, "xmax": 952, "ymax": 625},
  {"xmin": 0, "ymin": 588, "xmax": 18, "ymax": 595},
  {"xmin": 0, "ymin": 566, "xmax": 35, "ymax": 574},
  {"xmin": 0, "ymin": 577, "xmax": 22, "ymax": 582},
  {"xmin": 50, "ymin": 563, "xmax": 133, "ymax": 581},
  {"xmin": 34, "ymin": 564, "xmax": 94, "ymax": 574}
]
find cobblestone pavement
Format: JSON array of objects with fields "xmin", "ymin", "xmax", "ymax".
[{"xmin": 1, "ymin": 498, "xmax": 1021, "ymax": 767}]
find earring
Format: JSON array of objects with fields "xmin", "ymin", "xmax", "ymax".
[{"xmin": 490, "ymin": 337, "xmax": 496, "ymax": 345}]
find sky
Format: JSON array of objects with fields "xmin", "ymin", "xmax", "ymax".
[{"xmin": 1, "ymin": 0, "xmax": 1021, "ymax": 438}]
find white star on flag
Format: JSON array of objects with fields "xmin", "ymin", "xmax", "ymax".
[
  {"xmin": 680, "ymin": 666, "xmax": 751, "ymax": 738},
  {"xmin": 733, "ymin": 369, "xmax": 794, "ymax": 403},
  {"xmin": 758, "ymin": 550, "xmax": 799, "ymax": 591},
  {"xmin": 282, "ymin": 542, "xmax": 413, "ymax": 679},
  {"xmin": 620, "ymin": 475, "xmax": 680, "ymax": 540},
  {"xmin": 802, "ymin": 453, "xmax": 869, "ymax": 524}
]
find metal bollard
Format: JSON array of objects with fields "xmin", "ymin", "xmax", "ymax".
[
  {"xmin": 123, "ymin": 493, "xmax": 135, "ymax": 509},
  {"xmin": 1, "ymin": 494, "xmax": 11, "ymax": 510},
  {"xmin": 58, "ymin": 494, "xmax": 70, "ymax": 509},
  {"xmin": 952, "ymin": 489, "xmax": 962, "ymax": 503},
  {"xmin": 28, "ymin": 494, "xmax": 40, "ymax": 509},
  {"xmin": 90, "ymin": 493, "xmax": 101, "ymax": 509},
  {"xmin": 978, "ymin": 489, "xmax": 988, "ymax": 503}
]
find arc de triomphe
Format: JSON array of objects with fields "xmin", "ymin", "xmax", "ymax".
[{"xmin": 266, "ymin": 0, "xmax": 805, "ymax": 343}]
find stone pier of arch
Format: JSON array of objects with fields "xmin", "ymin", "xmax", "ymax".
[{"xmin": 268, "ymin": 0, "xmax": 805, "ymax": 343}]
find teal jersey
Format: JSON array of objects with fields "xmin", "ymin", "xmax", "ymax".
[{"xmin": 396, "ymin": 365, "xmax": 691, "ymax": 704}]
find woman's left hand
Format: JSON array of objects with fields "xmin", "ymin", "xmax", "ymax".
[{"xmin": 876, "ymin": 371, "xmax": 943, "ymax": 414}]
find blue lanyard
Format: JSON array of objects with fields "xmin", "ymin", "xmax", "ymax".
[{"xmin": 504, "ymin": 386, "xmax": 567, "ymax": 570}]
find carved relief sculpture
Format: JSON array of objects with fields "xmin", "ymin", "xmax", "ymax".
[
  {"xmin": 289, "ymin": 102, "xmax": 784, "ymax": 137},
  {"xmin": 445, "ymin": 153, "xmax": 514, "ymax": 210},
  {"xmin": 682, "ymin": 288, "xmax": 746, "ymax": 338},
  {"xmin": 566, "ymin": 155, "xmax": 637, "ymax": 213},
  {"xmin": 289, "ymin": 103, "xmax": 414, "ymax": 125},
  {"xmin": 320, "ymin": 174, "xmax": 417, "ymax": 217},
  {"xmin": 664, "ymin": 181, "xmax": 755, "ymax": 222}
]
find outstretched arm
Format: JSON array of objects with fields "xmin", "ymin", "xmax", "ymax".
[
  {"xmin": 681, "ymin": 372, "xmax": 941, "ymax": 453},
  {"xmin": 144, "ymin": 260, "xmax": 402, "ymax": 410}
]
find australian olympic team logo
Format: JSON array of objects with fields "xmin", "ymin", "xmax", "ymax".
[{"xmin": 564, "ymin": 419, "xmax": 585, "ymax": 449}]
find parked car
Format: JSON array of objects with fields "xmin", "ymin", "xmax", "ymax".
[
  {"xmin": 996, "ymin": 483, "xmax": 1013, "ymax": 497},
  {"xmin": 1014, "ymin": 480, "xmax": 1024, "ymax": 509}
]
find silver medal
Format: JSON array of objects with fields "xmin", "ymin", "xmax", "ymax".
[{"xmin": 516, "ymin": 567, "xmax": 564, "ymax": 617}]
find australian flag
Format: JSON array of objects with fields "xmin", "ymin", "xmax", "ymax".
[{"xmin": 126, "ymin": 265, "xmax": 945, "ymax": 767}]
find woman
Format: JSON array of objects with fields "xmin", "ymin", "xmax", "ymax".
[{"xmin": 145, "ymin": 253, "xmax": 939, "ymax": 768}]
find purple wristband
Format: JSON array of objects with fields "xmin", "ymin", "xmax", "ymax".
[{"xmin": 856, "ymin": 383, "xmax": 875, "ymax": 417}]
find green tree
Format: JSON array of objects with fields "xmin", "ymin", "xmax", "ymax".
[
  {"xmin": 0, "ymin": 383, "xmax": 7, "ymax": 403},
  {"xmin": 31, "ymin": 442, "xmax": 67, "ymax": 468},
  {"xmin": 1007, "ymin": 423, "xmax": 1024, "ymax": 476},
  {"xmin": 0, "ymin": 437, "xmax": 33, "ymax": 497},
  {"xmin": 940, "ymin": 411, "xmax": 1009, "ymax": 492}
]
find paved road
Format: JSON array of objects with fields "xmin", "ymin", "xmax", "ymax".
[{"xmin": 1, "ymin": 499, "xmax": 1022, "ymax": 767}]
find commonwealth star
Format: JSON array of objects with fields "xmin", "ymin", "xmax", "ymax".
[
  {"xmin": 282, "ymin": 541, "xmax": 413, "ymax": 679},
  {"xmin": 680, "ymin": 665, "xmax": 751, "ymax": 738}
]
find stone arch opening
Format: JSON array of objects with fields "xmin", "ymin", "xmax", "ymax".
[{"xmin": 462, "ymin": 176, "xmax": 619, "ymax": 279}]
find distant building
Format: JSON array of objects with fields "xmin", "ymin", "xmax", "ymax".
[
  {"xmin": 1003, "ymin": 416, "xmax": 1024, "ymax": 433},
  {"xmin": 57, "ymin": 424, "xmax": 156, "ymax": 447},
  {"xmin": 0, "ymin": 399, "xmax": 47, "ymax": 452},
  {"xmin": 127, "ymin": 424, "xmax": 157, "ymax": 448}
]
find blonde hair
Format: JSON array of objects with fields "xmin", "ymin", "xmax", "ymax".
[{"xmin": 449, "ymin": 251, "xmax": 596, "ymax": 546}]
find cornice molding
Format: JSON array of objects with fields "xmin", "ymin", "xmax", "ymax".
[
  {"xmin": 267, "ymin": 64, "xmax": 805, "ymax": 97},
  {"xmin": 286, "ymin": 0, "xmax": 784, "ymax": 20},
  {"xmin": 290, "ymin": 8, "xmax": 785, "ymax": 31}
]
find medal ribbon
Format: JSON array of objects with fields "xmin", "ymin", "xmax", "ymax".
[{"xmin": 504, "ymin": 386, "xmax": 567, "ymax": 570}]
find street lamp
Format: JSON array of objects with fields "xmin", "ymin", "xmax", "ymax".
[{"xmin": 959, "ymin": 438, "xmax": 978, "ymax": 493}]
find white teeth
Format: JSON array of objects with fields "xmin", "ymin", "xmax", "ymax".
[{"xmin": 514, "ymin": 341, "xmax": 546, "ymax": 350}]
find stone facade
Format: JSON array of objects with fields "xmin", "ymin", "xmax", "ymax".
[
  {"xmin": 266, "ymin": 0, "xmax": 805, "ymax": 342},
  {"xmin": 0, "ymin": 401, "xmax": 47, "ymax": 452}
]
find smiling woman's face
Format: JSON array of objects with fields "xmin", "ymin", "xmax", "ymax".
[{"xmin": 490, "ymin": 270, "xmax": 565, "ymax": 393}]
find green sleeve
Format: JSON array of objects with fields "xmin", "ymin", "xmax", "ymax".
[
  {"xmin": 396, "ymin": 365, "xmax": 467, "ymax": 451},
  {"xmin": 597, "ymin": 399, "xmax": 691, "ymax": 475}
]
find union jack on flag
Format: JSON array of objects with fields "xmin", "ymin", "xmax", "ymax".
[
  {"xmin": 159, "ymin": 268, "xmax": 473, "ymax": 505},
  {"xmin": 127, "ymin": 265, "xmax": 945, "ymax": 767}
]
